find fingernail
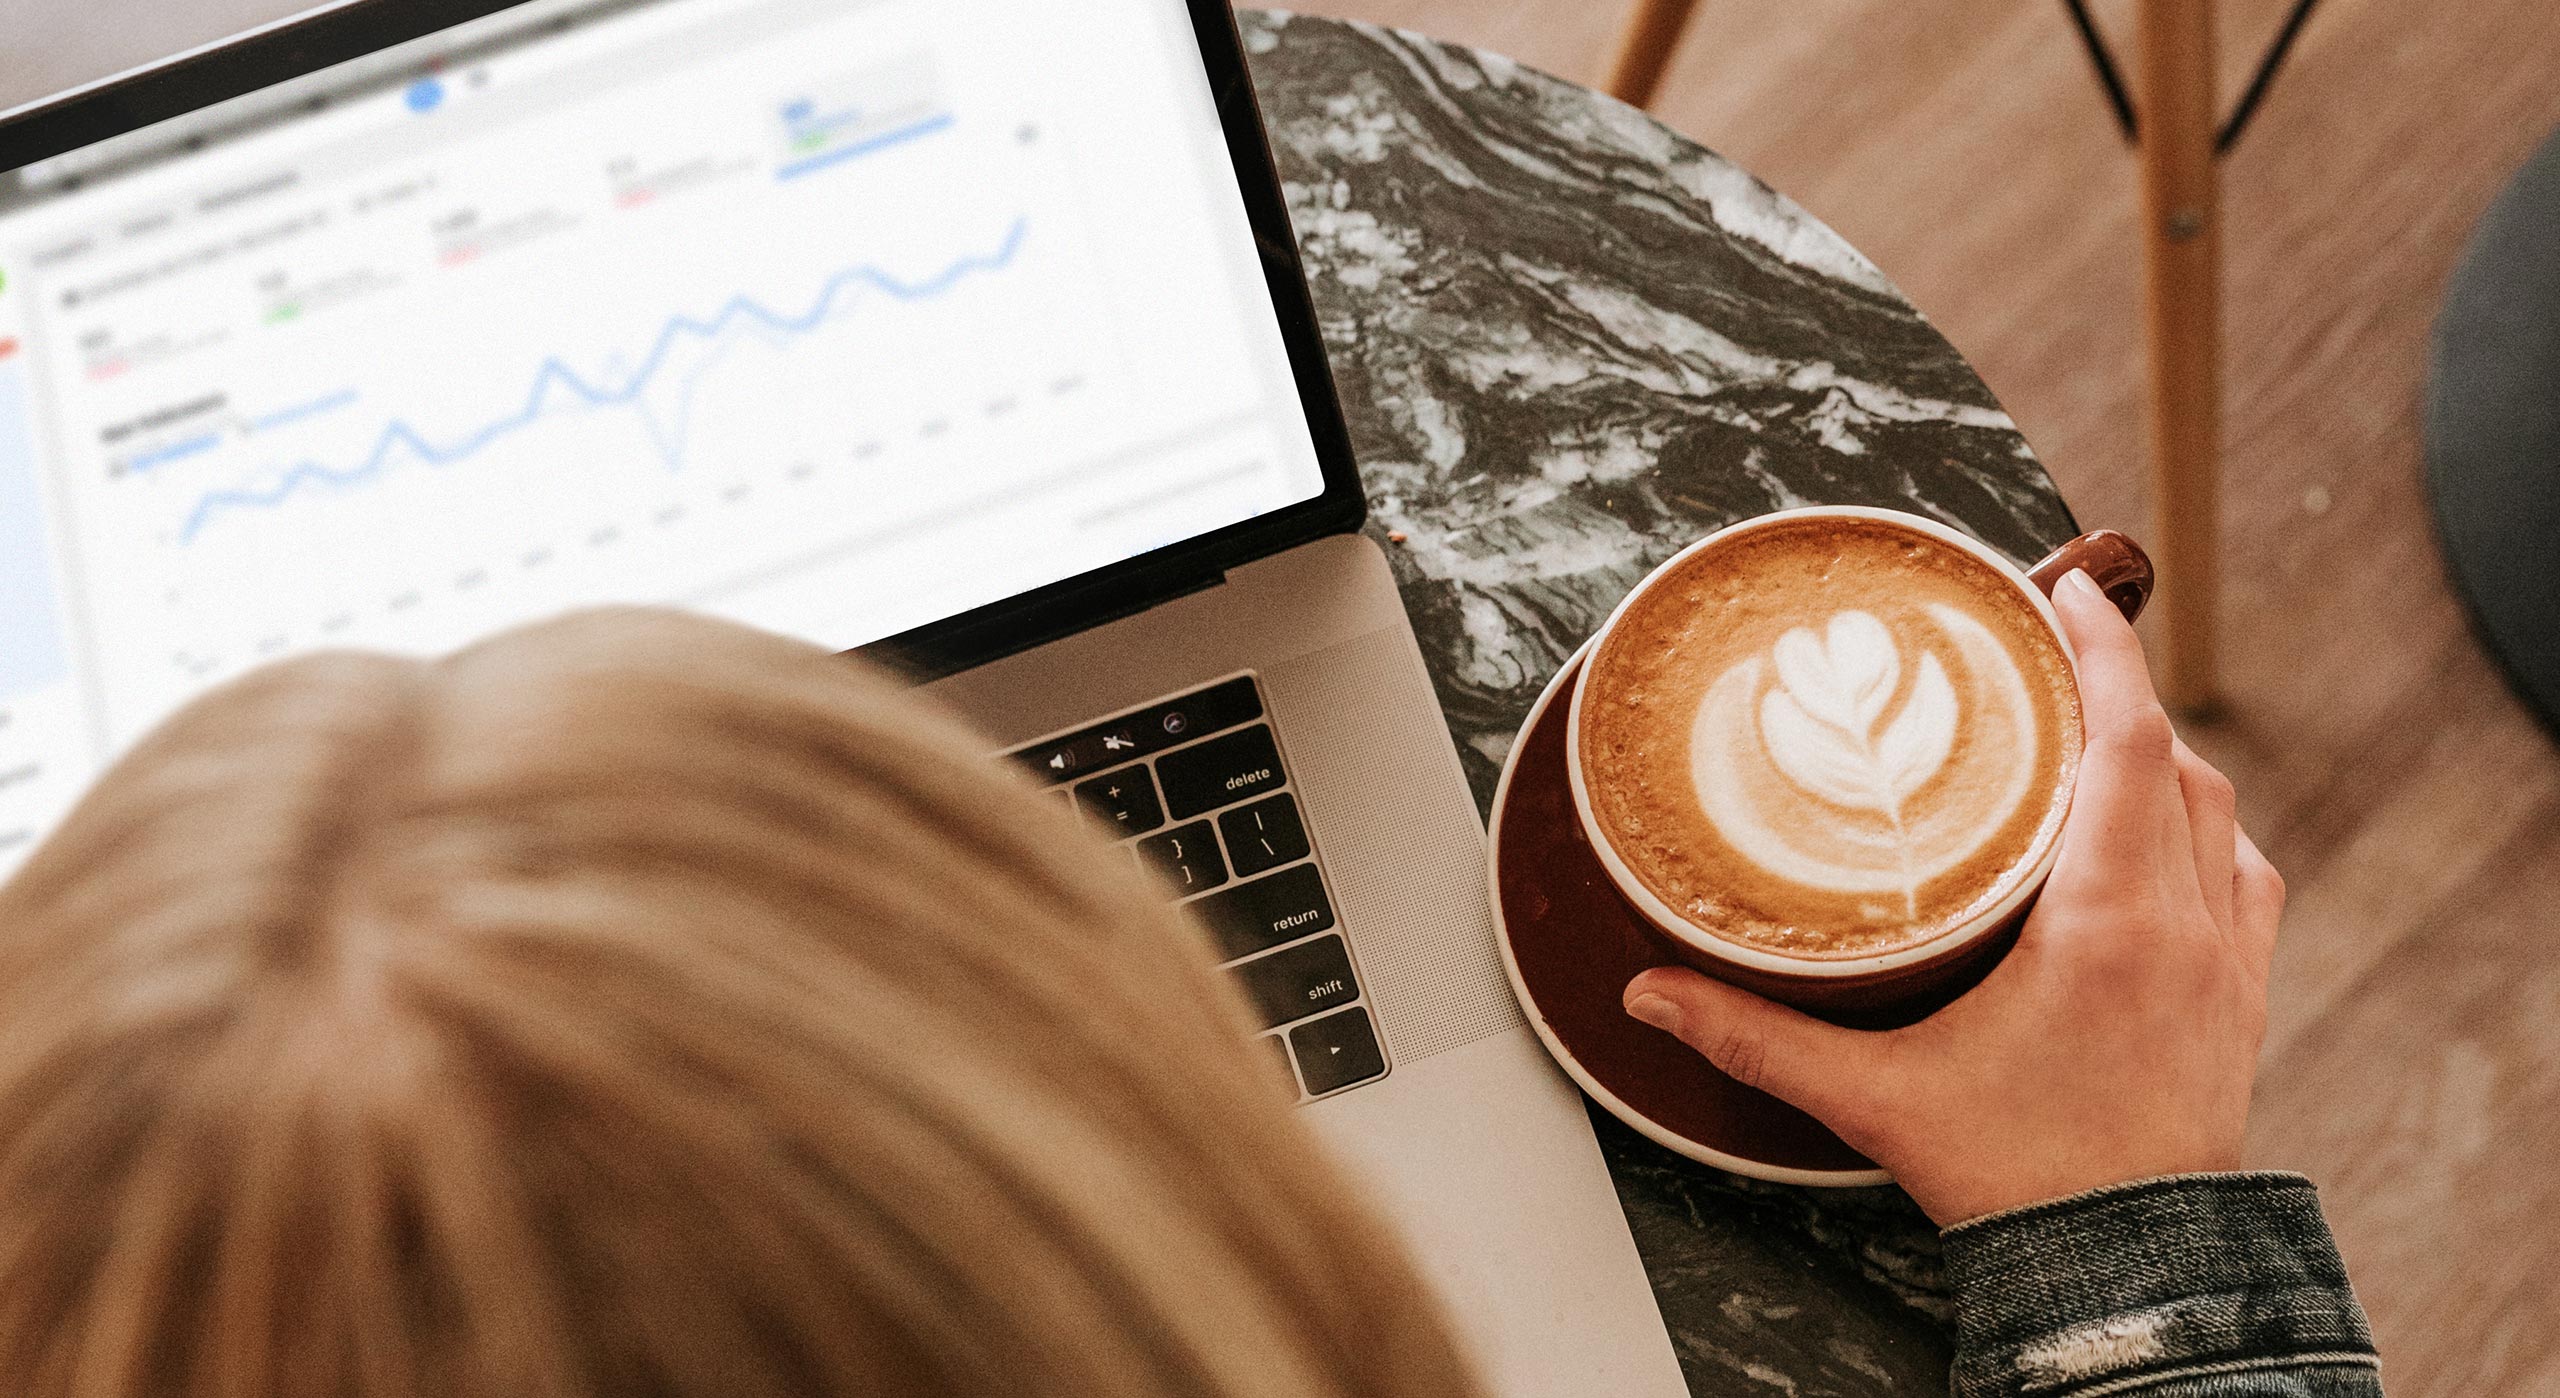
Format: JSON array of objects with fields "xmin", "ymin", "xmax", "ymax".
[
  {"xmin": 1626, "ymin": 993, "xmax": 1685, "ymax": 1037},
  {"xmin": 2061, "ymin": 568, "xmax": 2104, "ymax": 605}
]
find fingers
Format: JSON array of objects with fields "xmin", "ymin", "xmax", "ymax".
[
  {"xmin": 1624, "ymin": 967, "xmax": 1894, "ymax": 1131},
  {"xmin": 2045, "ymin": 571, "xmax": 2189, "ymax": 897},
  {"xmin": 2054, "ymin": 570, "xmax": 2178, "ymax": 779},
  {"xmin": 2174, "ymin": 737, "xmax": 2238, "ymax": 934},
  {"xmin": 2233, "ymin": 825, "xmax": 2286, "ymax": 969}
]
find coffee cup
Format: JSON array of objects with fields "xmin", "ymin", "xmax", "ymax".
[{"xmin": 1563, "ymin": 506, "xmax": 2151, "ymax": 1021}]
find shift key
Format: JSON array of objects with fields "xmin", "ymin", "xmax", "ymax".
[{"xmin": 1230, "ymin": 934, "xmax": 1360, "ymax": 1030}]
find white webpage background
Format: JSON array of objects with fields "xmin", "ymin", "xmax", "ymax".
[{"xmin": 0, "ymin": 0, "xmax": 1328, "ymax": 875}]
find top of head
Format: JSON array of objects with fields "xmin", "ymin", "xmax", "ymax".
[{"xmin": 1572, "ymin": 511, "xmax": 2083, "ymax": 963}]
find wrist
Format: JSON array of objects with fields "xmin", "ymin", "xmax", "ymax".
[{"xmin": 1908, "ymin": 1139, "xmax": 2246, "ymax": 1228}]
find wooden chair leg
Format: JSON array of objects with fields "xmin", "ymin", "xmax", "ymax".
[
  {"xmin": 2134, "ymin": 0, "xmax": 2223, "ymax": 714},
  {"xmin": 1604, "ymin": 0, "xmax": 1704, "ymax": 110}
]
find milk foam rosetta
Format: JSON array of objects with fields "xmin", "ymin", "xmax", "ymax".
[{"xmin": 1578, "ymin": 518, "xmax": 2082, "ymax": 959}]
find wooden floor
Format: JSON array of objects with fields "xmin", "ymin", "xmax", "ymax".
[
  {"xmin": 1277, "ymin": 0, "xmax": 2560, "ymax": 1392},
  {"xmin": 7, "ymin": 1, "xmax": 2559, "ymax": 1392}
]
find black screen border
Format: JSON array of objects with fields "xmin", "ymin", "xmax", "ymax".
[{"xmin": 0, "ymin": 0, "xmax": 1365, "ymax": 680}]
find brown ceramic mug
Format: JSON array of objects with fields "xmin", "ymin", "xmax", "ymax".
[{"xmin": 1563, "ymin": 506, "xmax": 2152, "ymax": 1024}]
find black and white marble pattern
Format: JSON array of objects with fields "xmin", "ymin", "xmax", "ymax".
[{"xmin": 1243, "ymin": 13, "xmax": 2084, "ymax": 1395}]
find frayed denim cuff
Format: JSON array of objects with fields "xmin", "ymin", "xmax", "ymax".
[{"xmin": 1941, "ymin": 1172, "xmax": 2380, "ymax": 1397}]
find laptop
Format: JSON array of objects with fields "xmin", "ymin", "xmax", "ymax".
[{"xmin": 0, "ymin": 1, "xmax": 1686, "ymax": 1390}]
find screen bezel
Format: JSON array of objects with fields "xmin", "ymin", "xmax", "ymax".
[{"xmin": 0, "ymin": 0, "xmax": 1365, "ymax": 680}]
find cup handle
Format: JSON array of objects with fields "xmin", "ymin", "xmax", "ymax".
[{"xmin": 2025, "ymin": 530, "xmax": 2154, "ymax": 625}]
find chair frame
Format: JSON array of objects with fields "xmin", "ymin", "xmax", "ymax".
[{"xmin": 1602, "ymin": 0, "xmax": 2325, "ymax": 715}]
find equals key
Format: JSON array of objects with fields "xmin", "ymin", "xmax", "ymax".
[{"xmin": 1074, "ymin": 767, "xmax": 1165, "ymax": 836}]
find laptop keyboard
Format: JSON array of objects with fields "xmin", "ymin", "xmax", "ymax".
[{"xmin": 1009, "ymin": 675, "xmax": 1388, "ymax": 1101}]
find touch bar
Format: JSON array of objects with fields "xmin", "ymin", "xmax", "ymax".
[{"xmin": 1011, "ymin": 675, "xmax": 1262, "ymax": 784}]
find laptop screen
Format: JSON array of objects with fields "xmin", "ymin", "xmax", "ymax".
[{"xmin": 0, "ymin": 0, "xmax": 1333, "ymax": 872}]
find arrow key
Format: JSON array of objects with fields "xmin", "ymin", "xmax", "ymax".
[{"xmin": 1288, "ymin": 1006, "xmax": 1385, "ymax": 1095}]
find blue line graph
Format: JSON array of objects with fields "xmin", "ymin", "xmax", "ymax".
[
  {"xmin": 250, "ymin": 388, "xmax": 359, "ymax": 434},
  {"xmin": 175, "ymin": 217, "xmax": 1031, "ymax": 544},
  {"xmin": 124, "ymin": 391, "xmax": 358, "ymax": 478},
  {"xmin": 777, "ymin": 112, "xmax": 954, "ymax": 182},
  {"xmin": 128, "ymin": 433, "xmax": 222, "ymax": 472}
]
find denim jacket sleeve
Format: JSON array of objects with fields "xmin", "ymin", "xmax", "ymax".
[{"xmin": 1939, "ymin": 1172, "xmax": 2382, "ymax": 1397}]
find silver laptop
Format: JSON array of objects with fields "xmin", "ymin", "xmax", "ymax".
[{"xmin": 0, "ymin": 0, "xmax": 1684, "ymax": 1390}]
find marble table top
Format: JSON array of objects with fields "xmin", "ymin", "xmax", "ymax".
[{"xmin": 1242, "ymin": 12, "xmax": 2083, "ymax": 1395}]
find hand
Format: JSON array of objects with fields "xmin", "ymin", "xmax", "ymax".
[{"xmin": 1622, "ymin": 569, "xmax": 2283, "ymax": 1226}]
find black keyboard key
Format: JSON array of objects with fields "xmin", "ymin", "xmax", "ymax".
[
  {"xmin": 1230, "ymin": 934, "xmax": 1358, "ymax": 1030},
  {"xmin": 1138, "ymin": 820, "xmax": 1227, "ymax": 894},
  {"xmin": 1218, "ymin": 793, "xmax": 1308, "ymax": 878},
  {"xmin": 1191, "ymin": 863, "xmax": 1334, "ymax": 961},
  {"xmin": 1073, "ymin": 767, "xmax": 1164, "ymax": 836},
  {"xmin": 1290, "ymin": 1007, "xmax": 1386, "ymax": 1095},
  {"xmin": 1156, "ymin": 725, "xmax": 1285, "ymax": 818},
  {"xmin": 1012, "ymin": 676, "xmax": 1264, "ymax": 784}
]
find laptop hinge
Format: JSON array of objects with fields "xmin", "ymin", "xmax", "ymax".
[{"xmin": 863, "ymin": 564, "xmax": 1231, "ymax": 684}]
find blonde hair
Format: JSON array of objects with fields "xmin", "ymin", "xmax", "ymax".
[{"xmin": 0, "ymin": 610, "xmax": 1484, "ymax": 1398}]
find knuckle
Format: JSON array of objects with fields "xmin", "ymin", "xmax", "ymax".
[
  {"xmin": 2097, "ymin": 703, "xmax": 2178, "ymax": 766},
  {"xmin": 2190, "ymin": 761, "xmax": 2238, "ymax": 813},
  {"xmin": 1707, "ymin": 1026, "xmax": 1770, "ymax": 1091},
  {"xmin": 2241, "ymin": 841, "xmax": 2287, "ymax": 902}
]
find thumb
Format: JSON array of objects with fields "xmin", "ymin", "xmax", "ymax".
[{"xmin": 1624, "ymin": 967, "xmax": 1895, "ymax": 1130}]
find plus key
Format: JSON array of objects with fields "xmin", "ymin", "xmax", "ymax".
[{"xmin": 1073, "ymin": 767, "xmax": 1166, "ymax": 836}]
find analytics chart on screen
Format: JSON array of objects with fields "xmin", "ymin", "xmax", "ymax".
[{"xmin": 0, "ymin": 0, "xmax": 1331, "ymax": 874}]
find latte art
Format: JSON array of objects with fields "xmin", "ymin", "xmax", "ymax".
[
  {"xmin": 1577, "ymin": 516, "xmax": 2082, "ymax": 959},
  {"xmin": 1693, "ymin": 605, "xmax": 2039, "ymax": 916}
]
